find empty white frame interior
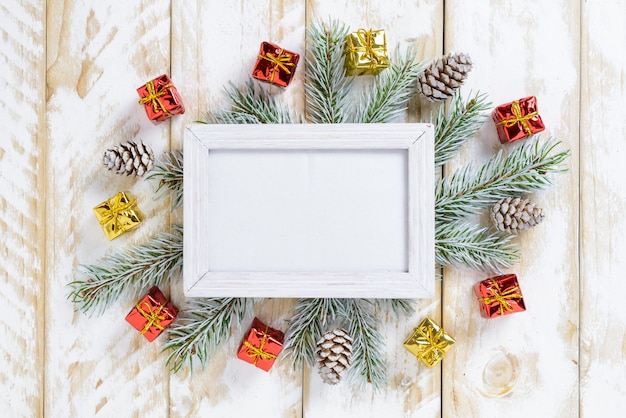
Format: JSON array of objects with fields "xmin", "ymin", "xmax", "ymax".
[{"xmin": 184, "ymin": 123, "xmax": 434, "ymax": 298}]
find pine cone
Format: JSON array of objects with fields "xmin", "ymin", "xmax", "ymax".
[
  {"xmin": 491, "ymin": 196, "xmax": 545, "ymax": 234},
  {"xmin": 103, "ymin": 140, "xmax": 154, "ymax": 177},
  {"xmin": 315, "ymin": 328, "xmax": 353, "ymax": 385},
  {"xmin": 417, "ymin": 52, "xmax": 473, "ymax": 101}
]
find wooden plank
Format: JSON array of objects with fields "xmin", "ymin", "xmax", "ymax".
[
  {"xmin": 0, "ymin": 1, "xmax": 46, "ymax": 417},
  {"xmin": 170, "ymin": 1, "xmax": 305, "ymax": 416},
  {"xmin": 580, "ymin": 2, "xmax": 626, "ymax": 415},
  {"xmin": 45, "ymin": 1, "xmax": 172, "ymax": 416},
  {"xmin": 442, "ymin": 1, "xmax": 580, "ymax": 416},
  {"xmin": 302, "ymin": 1, "xmax": 444, "ymax": 416}
]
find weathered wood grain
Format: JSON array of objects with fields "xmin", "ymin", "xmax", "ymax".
[
  {"xmin": 442, "ymin": 1, "xmax": 580, "ymax": 416},
  {"xmin": 301, "ymin": 1, "xmax": 443, "ymax": 417},
  {"xmin": 45, "ymin": 1, "xmax": 171, "ymax": 416},
  {"xmin": 580, "ymin": 2, "xmax": 626, "ymax": 416},
  {"xmin": 0, "ymin": 1, "xmax": 46, "ymax": 417},
  {"xmin": 170, "ymin": 1, "xmax": 305, "ymax": 416}
]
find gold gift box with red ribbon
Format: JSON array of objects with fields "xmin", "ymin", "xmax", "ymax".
[
  {"xmin": 125, "ymin": 286, "xmax": 178, "ymax": 342},
  {"xmin": 252, "ymin": 42, "xmax": 300, "ymax": 87},
  {"xmin": 492, "ymin": 95, "xmax": 545, "ymax": 143},
  {"xmin": 474, "ymin": 274, "xmax": 526, "ymax": 318},
  {"xmin": 404, "ymin": 317, "xmax": 455, "ymax": 368},
  {"xmin": 344, "ymin": 28, "xmax": 390, "ymax": 76},
  {"xmin": 237, "ymin": 317, "xmax": 284, "ymax": 371},
  {"xmin": 93, "ymin": 191, "xmax": 143, "ymax": 241},
  {"xmin": 137, "ymin": 74, "xmax": 185, "ymax": 125}
]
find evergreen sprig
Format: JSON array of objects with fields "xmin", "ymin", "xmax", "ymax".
[
  {"xmin": 435, "ymin": 91, "xmax": 491, "ymax": 167},
  {"xmin": 354, "ymin": 48, "xmax": 423, "ymax": 123},
  {"xmin": 436, "ymin": 138, "xmax": 570, "ymax": 224},
  {"xmin": 67, "ymin": 226, "xmax": 183, "ymax": 315},
  {"xmin": 147, "ymin": 149, "xmax": 184, "ymax": 209},
  {"xmin": 305, "ymin": 20, "xmax": 352, "ymax": 123},
  {"xmin": 374, "ymin": 299, "xmax": 416, "ymax": 318},
  {"xmin": 164, "ymin": 298, "xmax": 250, "ymax": 373},
  {"xmin": 208, "ymin": 80, "xmax": 294, "ymax": 124}
]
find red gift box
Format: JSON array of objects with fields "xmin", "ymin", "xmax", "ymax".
[
  {"xmin": 252, "ymin": 42, "xmax": 299, "ymax": 87},
  {"xmin": 125, "ymin": 286, "xmax": 178, "ymax": 342},
  {"xmin": 237, "ymin": 317, "xmax": 284, "ymax": 371},
  {"xmin": 137, "ymin": 74, "xmax": 185, "ymax": 125},
  {"xmin": 492, "ymin": 96, "xmax": 545, "ymax": 143},
  {"xmin": 474, "ymin": 274, "xmax": 526, "ymax": 318}
]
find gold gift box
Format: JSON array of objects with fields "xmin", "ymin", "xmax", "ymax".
[
  {"xmin": 93, "ymin": 191, "xmax": 143, "ymax": 240},
  {"xmin": 403, "ymin": 317, "xmax": 455, "ymax": 367},
  {"xmin": 344, "ymin": 29, "xmax": 390, "ymax": 76}
]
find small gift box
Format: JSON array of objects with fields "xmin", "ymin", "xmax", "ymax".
[
  {"xmin": 404, "ymin": 317, "xmax": 455, "ymax": 368},
  {"xmin": 492, "ymin": 96, "xmax": 545, "ymax": 143},
  {"xmin": 237, "ymin": 317, "xmax": 284, "ymax": 371},
  {"xmin": 344, "ymin": 28, "xmax": 390, "ymax": 76},
  {"xmin": 137, "ymin": 74, "xmax": 185, "ymax": 125},
  {"xmin": 252, "ymin": 42, "xmax": 300, "ymax": 87},
  {"xmin": 125, "ymin": 286, "xmax": 178, "ymax": 342},
  {"xmin": 474, "ymin": 274, "xmax": 526, "ymax": 318},
  {"xmin": 93, "ymin": 191, "xmax": 142, "ymax": 240}
]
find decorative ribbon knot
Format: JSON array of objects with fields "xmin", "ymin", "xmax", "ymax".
[
  {"xmin": 258, "ymin": 49, "xmax": 294, "ymax": 83},
  {"xmin": 350, "ymin": 29, "xmax": 386, "ymax": 68},
  {"xmin": 138, "ymin": 80, "xmax": 173, "ymax": 115},
  {"xmin": 416, "ymin": 325, "xmax": 448, "ymax": 361},
  {"xmin": 243, "ymin": 326, "xmax": 277, "ymax": 364},
  {"xmin": 98, "ymin": 194, "xmax": 137, "ymax": 233},
  {"xmin": 480, "ymin": 279, "xmax": 523, "ymax": 316},
  {"xmin": 496, "ymin": 100, "xmax": 538, "ymax": 135},
  {"xmin": 136, "ymin": 301, "xmax": 167, "ymax": 335}
]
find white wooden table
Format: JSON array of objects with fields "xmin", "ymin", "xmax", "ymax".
[{"xmin": 2, "ymin": 1, "xmax": 625, "ymax": 416}]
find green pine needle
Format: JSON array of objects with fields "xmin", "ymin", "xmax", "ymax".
[
  {"xmin": 164, "ymin": 298, "xmax": 250, "ymax": 373},
  {"xmin": 435, "ymin": 91, "xmax": 491, "ymax": 167},
  {"xmin": 436, "ymin": 138, "xmax": 570, "ymax": 224},
  {"xmin": 305, "ymin": 20, "xmax": 352, "ymax": 123},
  {"xmin": 436, "ymin": 221, "xmax": 519, "ymax": 272},
  {"xmin": 67, "ymin": 226, "xmax": 184, "ymax": 316},
  {"xmin": 374, "ymin": 299, "xmax": 416, "ymax": 318},
  {"xmin": 146, "ymin": 149, "xmax": 184, "ymax": 209},
  {"xmin": 354, "ymin": 48, "xmax": 423, "ymax": 123}
]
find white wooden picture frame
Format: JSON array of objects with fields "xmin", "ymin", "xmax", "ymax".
[{"xmin": 183, "ymin": 123, "xmax": 434, "ymax": 298}]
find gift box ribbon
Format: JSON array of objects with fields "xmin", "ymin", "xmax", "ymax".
[
  {"xmin": 496, "ymin": 100, "xmax": 538, "ymax": 136},
  {"xmin": 138, "ymin": 79, "xmax": 173, "ymax": 115},
  {"xmin": 348, "ymin": 29, "xmax": 386, "ymax": 68},
  {"xmin": 97, "ymin": 193, "xmax": 137, "ymax": 234},
  {"xmin": 479, "ymin": 279, "xmax": 523, "ymax": 316},
  {"xmin": 258, "ymin": 49, "xmax": 295, "ymax": 83},
  {"xmin": 414, "ymin": 324, "xmax": 448, "ymax": 362},
  {"xmin": 136, "ymin": 300, "xmax": 167, "ymax": 335},
  {"xmin": 243, "ymin": 326, "xmax": 277, "ymax": 365}
]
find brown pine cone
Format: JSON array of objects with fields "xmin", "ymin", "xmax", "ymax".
[
  {"xmin": 491, "ymin": 196, "xmax": 545, "ymax": 234},
  {"xmin": 417, "ymin": 52, "xmax": 473, "ymax": 101},
  {"xmin": 315, "ymin": 328, "xmax": 353, "ymax": 385},
  {"xmin": 103, "ymin": 140, "xmax": 154, "ymax": 177}
]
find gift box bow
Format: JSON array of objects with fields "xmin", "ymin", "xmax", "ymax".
[
  {"xmin": 258, "ymin": 49, "xmax": 295, "ymax": 83},
  {"xmin": 412, "ymin": 324, "xmax": 449, "ymax": 362},
  {"xmin": 347, "ymin": 28, "xmax": 387, "ymax": 68},
  {"xmin": 243, "ymin": 325, "xmax": 278, "ymax": 365},
  {"xmin": 138, "ymin": 79, "xmax": 174, "ymax": 116},
  {"xmin": 135, "ymin": 300, "xmax": 168, "ymax": 335},
  {"xmin": 479, "ymin": 278, "xmax": 523, "ymax": 316},
  {"xmin": 496, "ymin": 100, "xmax": 539, "ymax": 136},
  {"xmin": 95, "ymin": 192, "xmax": 140, "ymax": 234}
]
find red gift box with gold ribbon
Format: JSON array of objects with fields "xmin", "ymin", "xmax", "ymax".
[
  {"xmin": 252, "ymin": 42, "xmax": 299, "ymax": 87},
  {"xmin": 137, "ymin": 74, "xmax": 185, "ymax": 125},
  {"xmin": 125, "ymin": 286, "xmax": 178, "ymax": 342},
  {"xmin": 492, "ymin": 96, "xmax": 545, "ymax": 143},
  {"xmin": 474, "ymin": 274, "xmax": 526, "ymax": 318},
  {"xmin": 237, "ymin": 317, "xmax": 284, "ymax": 371}
]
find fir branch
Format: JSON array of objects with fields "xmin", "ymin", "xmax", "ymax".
[
  {"xmin": 436, "ymin": 221, "xmax": 519, "ymax": 272},
  {"xmin": 436, "ymin": 138, "xmax": 570, "ymax": 223},
  {"xmin": 435, "ymin": 91, "xmax": 491, "ymax": 167},
  {"xmin": 208, "ymin": 80, "xmax": 294, "ymax": 124},
  {"xmin": 343, "ymin": 299, "xmax": 387, "ymax": 390},
  {"xmin": 146, "ymin": 149, "xmax": 184, "ymax": 209},
  {"xmin": 164, "ymin": 298, "xmax": 250, "ymax": 373},
  {"xmin": 283, "ymin": 298, "xmax": 344, "ymax": 369},
  {"xmin": 305, "ymin": 20, "xmax": 352, "ymax": 123},
  {"xmin": 67, "ymin": 226, "xmax": 184, "ymax": 315},
  {"xmin": 354, "ymin": 49, "xmax": 423, "ymax": 123},
  {"xmin": 374, "ymin": 299, "xmax": 416, "ymax": 318}
]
